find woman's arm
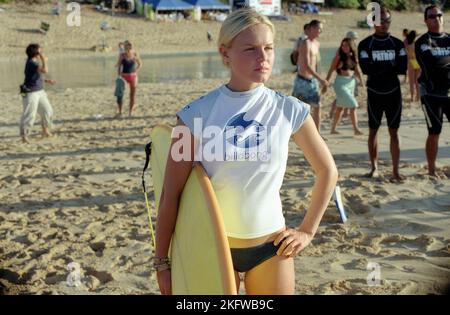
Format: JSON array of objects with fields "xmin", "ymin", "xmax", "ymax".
[
  {"xmin": 325, "ymin": 53, "xmax": 340, "ymax": 82},
  {"xmin": 354, "ymin": 63, "xmax": 365, "ymax": 87},
  {"xmin": 274, "ymin": 117, "xmax": 338, "ymax": 257},
  {"xmin": 135, "ymin": 53, "xmax": 142, "ymax": 72},
  {"xmin": 155, "ymin": 118, "xmax": 195, "ymax": 295},
  {"xmin": 293, "ymin": 117, "xmax": 338, "ymax": 235}
]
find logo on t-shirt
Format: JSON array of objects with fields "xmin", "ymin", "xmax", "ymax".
[
  {"xmin": 372, "ymin": 50, "xmax": 395, "ymax": 61},
  {"xmin": 430, "ymin": 47, "xmax": 450, "ymax": 56},
  {"xmin": 225, "ymin": 112, "xmax": 265, "ymax": 149},
  {"xmin": 421, "ymin": 44, "xmax": 431, "ymax": 52},
  {"xmin": 360, "ymin": 50, "xmax": 369, "ymax": 59}
]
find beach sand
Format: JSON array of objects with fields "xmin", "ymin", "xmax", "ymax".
[{"xmin": 0, "ymin": 4, "xmax": 449, "ymax": 295}]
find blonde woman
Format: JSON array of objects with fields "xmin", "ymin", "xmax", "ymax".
[{"xmin": 154, "ymin": 8, "xmax": 338, "ymax": 295}]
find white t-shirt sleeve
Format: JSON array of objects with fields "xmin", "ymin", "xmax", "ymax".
[
  {"xmin": 175, "ymin": 90, "xmax": 219, "ymax": 137},
  {"xmin": 284, "ymin": 96, "xmax": 311, "ymax": 134},
  {"xmin": 176, "ymin": 100, "xmax": 202, "ymax": 136}
]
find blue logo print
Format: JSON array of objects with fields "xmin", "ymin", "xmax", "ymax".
[{"xmin": 225, "ymin": 112, "xmax": 265, "ymax": 149}]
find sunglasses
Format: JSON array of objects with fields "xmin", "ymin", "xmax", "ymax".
[
  {"xmin": 427, "ymin": 13, "xmax": 443, "ymax": 19},
  {"xmin": 380, "ymin": 18, "xmax": 392, "ymax": 24}
]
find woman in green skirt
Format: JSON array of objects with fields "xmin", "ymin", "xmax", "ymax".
[{"xmin": 325, "ymin": 38, "xmax": 364, "ymax": 135}]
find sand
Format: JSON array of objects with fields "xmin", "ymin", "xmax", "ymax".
[{"xmin": 0, "ymin": 3, "xmax": 449, "ymax": 295}]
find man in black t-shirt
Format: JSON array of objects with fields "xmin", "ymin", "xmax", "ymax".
[
  {"xmin": 415, "ymin": 5, "xmax": 450, "ymax": 178},
  {"xmin": 358, "ymin": 7, "xmax": 407, "ymax": 181}
]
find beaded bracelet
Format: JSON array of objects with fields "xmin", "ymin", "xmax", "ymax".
[
  {"xmin": 154, "ymin": 257, "xmax": 170, "ymax": 264},
  {"xmin": 153, "ymin": 262, "xmax": 171, "ymax": 272}
]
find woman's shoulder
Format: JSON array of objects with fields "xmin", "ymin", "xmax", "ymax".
[
  {"xmin": 179, "ymin": 87, "xmax": 222, "ymax": 113},
  {"xmin": 266, "ymin": 88, "xmax": 308, "ymax": 108}
]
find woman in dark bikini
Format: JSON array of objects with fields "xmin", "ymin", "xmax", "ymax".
[
  {"xmin": 116, "ymin": 41, "xmax": 142, "ymax": 116},
  {"xmin": 325, "ymin": 37, "xmax": 364, "ymax": 135}
]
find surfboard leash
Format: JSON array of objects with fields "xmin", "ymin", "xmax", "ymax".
[{"xmin": 142, "ymin": 141, "xmax": 156, "ymax": 250}]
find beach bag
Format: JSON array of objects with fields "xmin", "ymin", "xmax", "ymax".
[{"xmin": 19, "ymin": 84, "xmax": 31, "ymax": 96}]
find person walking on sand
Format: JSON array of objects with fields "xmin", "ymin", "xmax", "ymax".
[
  {"xmin": 328, "ymin": 31, "xmax": 360, "ymax": 122},
  {"xmin": 405, "ymin": 30, "xmax": 421, "ymax": 103},
  {"xmin": 292, "ymin": 19, "xmax": 328, "ymax": 133},
  {"xmin": 20, "ymin": 44, "xmax": 56, "ymax": 144},
  {"xmin": 325, "ymin": 38, "xmax": 364, "ymax": 135},
  {"xmin": 415, "ymin": 5, "xmax": 450, "ymax": 178},
  {"xmin": 357, "ymin": 7, "xmax": 407, "ymax": 181},
  {"xmin": 403, "ymin": 28, "xmax": 409, "ymax": 84},
  {"xmin": 116, "ymin": 41, "xmax": 141, "ymax": 116},
  {"xmin": 155, "ymin": 8, "xmax": 338, "ymax": 295}
]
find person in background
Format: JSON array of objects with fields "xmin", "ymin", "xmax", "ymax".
[
  {"xmin": 358, "ymin": 7, "xmax": 407, "ymax": 181},
  {"xmin": 402, "ymin": 28, "xmax": 409, "ymax": 83},
  {"xmin": 325, "ymin": 37, "xmax": 364, "ymax": 135},
  {"xmin": 116, "ymin": 41, "xmax": 142, "ymax": 116},
  {"xmin": 415, "ymin": 5, "xmax": 450, "ymax": 178},
  {"xmin": 329, "ymin": 31, "xmax": 359, "ymax": 121},
  {"xmin": 293, "ymin": 20, "xmax": 328, "ymax": 133},
  {"xmin": 405, "ymin": 30, "xmax": 421, "ymax": 102},
  {"xmin": 20, "ymin": 44, "xmax": 56, "ymax": 144}
]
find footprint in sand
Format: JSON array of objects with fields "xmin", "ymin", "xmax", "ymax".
[
  {"xmin": 89, "ymin": 242, "xmax": 106, "ymax": 257},
  {"xmin": 342, "ymin": 258, "xmax": 369, "ymax": 270},
  {"xmin": 84, "ymin": 267, "xmax": 114, "ymax": 285}
]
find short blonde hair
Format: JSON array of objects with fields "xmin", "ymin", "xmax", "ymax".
[{"xmin": 218, "ymin": 8, "xmax": 275, "ymax": 49}]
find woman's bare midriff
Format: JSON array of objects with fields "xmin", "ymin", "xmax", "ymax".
[
  {"xmin": 337, "ymin": 69, "xmax": 354, "ymax": 77},
  {"xmin": 227, "ymin": 227, "xmax": 286, "ymax": 248}
]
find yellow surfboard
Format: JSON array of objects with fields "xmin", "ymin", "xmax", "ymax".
[{"xmin": 150, "ymin": 125, "xmax": 237, "ymax": 295}]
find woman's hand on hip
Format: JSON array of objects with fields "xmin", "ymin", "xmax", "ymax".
[{"xmin": 273, "ymin": 228, "xmax": 314, "ymax": 258}]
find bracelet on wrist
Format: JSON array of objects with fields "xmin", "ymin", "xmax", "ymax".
[
  {"xmin": 153, "ymin": 257, "xmax": 170, "ymax": 264},
  {"xmin": 153, "ymin": 262, "xmax": 171, "ymax": 272}
]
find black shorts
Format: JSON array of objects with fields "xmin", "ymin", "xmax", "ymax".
[
  {"xmin": 367, "ymin": 88, "xmax": 402, "ymax": 130},
  {"xmin": 421, "ymin": 94, "xmax": 450, "ymax": 135}
]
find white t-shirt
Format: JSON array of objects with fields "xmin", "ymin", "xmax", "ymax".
[{"xmin": 176, "ymin": 84, "xmax": 310, "ymax": 238}]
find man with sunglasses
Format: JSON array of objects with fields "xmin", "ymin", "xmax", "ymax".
[
  {"xmin": 358, "ymin": 7, "xmax": 408, "ymax": 181},
  {"xmin": 415, "ymin": 5, "xmax": 450, "ymax": 178}
]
